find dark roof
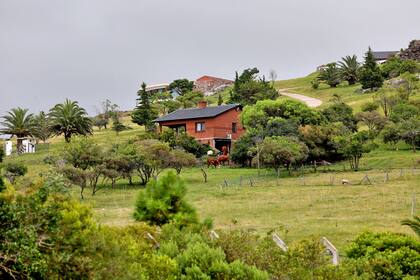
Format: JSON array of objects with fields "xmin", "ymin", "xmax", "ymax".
[
  {"xmin": 155, "ymin": 104, "xmax": 240, "ymax": 122},
  {"xmin": 372, "ymin": 51, "xmax": 398, "ymax": 60}
]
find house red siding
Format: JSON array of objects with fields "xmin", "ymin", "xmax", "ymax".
[{"xmin": 157, "ymin": 106, "xmax": 244, "ymax": 149}]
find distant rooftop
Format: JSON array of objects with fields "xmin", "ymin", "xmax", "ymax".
[
  {"xmin": 155, "ymin": 104, "xmax": 240, "ymax": 122},
  {"xmin": 145, "ymin": 83, "xmax": 169, "ymax": 92},
  {"xmin": 372, "ymin": 51, "xmax": 398, "ymax": 61}
]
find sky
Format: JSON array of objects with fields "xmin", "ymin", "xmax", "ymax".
[{"xmin": 0, "ymin": 0, "xmax": 419, "ymax": 116}]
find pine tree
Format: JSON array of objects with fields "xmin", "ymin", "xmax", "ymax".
[
  {"xmin": 132, "ymin": 82, "xmax": 157, "ymax": 131},
  {"xmin": 218, "ymin": 93, "xmax": 223, "ymax": 105},
  {"xmin": 359, "ymin": 47, "xmax": 384, "ymax": 90}
]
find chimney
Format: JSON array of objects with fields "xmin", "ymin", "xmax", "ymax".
[{"xmin": 198, "ymin": 100, "xmax": 207, "ymax": 109}]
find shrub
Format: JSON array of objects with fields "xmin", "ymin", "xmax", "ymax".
[
  {"xmin": 318, "ymin": 63, "xmax": 341, "ymax": 87},
  {"xmin": 311, "ymin": 78, "xmax": 320, "ymax": 89},
  {"xmin": 4, "ymin": 162, "xmax": 27, "ymax": 183},
  {"xmin": 0, "ymin": 146, "xmax": 4, "ymax": 163},
  {"xmin": 361, "ymin": 101, "xmax": 379, "ymax": 112},
  {"xmin": 134, "ymin": 172, "xmax": 198, "ymax": 227},
  {"xmin": 390, "ymin": 103, "xmax": 419, "ymax": 123},
  {"xmin": 346, "ymin": 232, "xmax": 420, "ymax": 279}
]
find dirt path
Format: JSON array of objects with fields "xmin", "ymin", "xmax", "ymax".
[{"xmin": 278, "ymin": 89, "xmax": 322, "ymax": 108}]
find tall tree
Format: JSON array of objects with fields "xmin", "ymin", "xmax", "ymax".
[
  {"xmin": 338, "ymin": 55, "xmax": 360, "ymax": 85},
  {"xmin": 49, "ymin": 99, "xmax": 93, "ymax": 142},
  {"xmin": 31, "ymin": 111, "xmax": 51, "ymax": 143},
  {"xmin": 132, "ymin": 82, "xmax": 158, "ymax": 131},
  {"xmin": 0, "ymin": 107, "xmax": 34, "ymax": 153},
  {"xmin": 359, "ymin": 47, "xmax": 384, "ymax": 90}
]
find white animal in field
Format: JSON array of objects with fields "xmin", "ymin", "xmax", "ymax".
[
  {"xmin": 207, "ymin": 150, "xmax": 214, "ymax": 156},
  {"xmin": 341, "ymin": 179, "xmax": 350, "ymax": 185}
]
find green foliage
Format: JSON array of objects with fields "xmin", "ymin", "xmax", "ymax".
[
  {"xmin": 169, "ymin": 149, "xmax": 197, "ymax": 174},
  {"xmin": 134, "ymin": 172, "xmax": 198, "ymax": 227},
  {"xmin": 230, "ymin": 134, "xmax": 255, "ymax": 167},
  {"xmin": 132, "ymin": 82, "xmax": 158, "ymax": 131},
  {"xmin": 0, "ymin": 146, "xmax": 4, "ymax": 163},
  {"xmin": 359, "ymin": 48, "xmax": 384, "ymax": 90},
  {"xmin": 258, "ymin": 136, "xmax": 308, "ymax": 173},
  {"xmin": 390, "ymin": 103, "xmax": 419, "ymax": 123},
  {"xmin": 381, "ymin": 56, "xmax": 419, "ymax": 78},
  {"xmin": 176, "ymin": 91, "xmax": 205, "ymax": 108},
  {"xmin": 360, "ymin": 101, "xmax": 379, "ymax": 112},
  {"xmin": 0, "ymin": 107, "xmax": 35, "ymax": 152},
  {"xmin": 317, "ymin": 63, "xmax": 341, "ymax": 87},
  {"xmin": 355, "ymin": 111, "xmax": 388, "ymax": 136},
  {"xmin": 299, "ymin": 123, "xmax": 347, "ymax": 162},
  {"xmin": 338, "ymin": 55, "xmax": 360, "ymax": 85},
  {"xmin": 218, "ymin": 93, "xmax": 223, "ymax": 105},
  {"xmin": 92, "ymin": 116, "xmax": 108, "ymax": 130},
  {"xmin": 381, "ymin": 123, "xmax": 401, "ymax": 147},
  {"xmin": 311, "ymin": 78, "xmax": 320, "ymax": 89},
  {"xmin": 334, "ymin": 131, "xmax": 375, "ymax": 170},
  {"xmin": 49, "ymin": 99, "xmax": 93, "ymax": 142},
  {"xmin": 346, "ymin": 232, "xmax": 420, "ymax": 279},
  {"xmin": 31, "ymin": 111, "xmax": 51, "ymax": 143},
  {"xmin": 397, "ymin": 117, "xmax": 420, "ymax": 152},
  {"xmin": 3, "ymin": 162, "xmax": 28, "ymax": 183},
  {"xmin": 160, "ymin": 130, "xmax": 209, "ymax": 158},
  {"xmin": 169, "ymin": 79, "xmax": 194, "ymax": 95},
  {"xmin": 322, "ymin": 99, "xmax": 357, "ymax": 132},
  {"xmin": 241, "ymin": 99, "xmax": 321, "ymax": 131},
  {"xmin": 229, "ymin": 68, "xmax": 278, "ymax": 105}
]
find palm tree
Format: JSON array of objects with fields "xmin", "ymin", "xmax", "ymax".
[
  {"xmin": 401, "ymin": 216, "xmax": 420, "ymax": 237},
  {"xmin": 49, "ymin": 99, "xmax": 93, "ymax": 142},
  {"xmin": 31, "ymin": 111, "xmax": 52, "ymax": 143},
  {"xmin": 0, "ymin": 108, "xmax": 34, "ymax": 153},
  {"xmin": 317, "ymin": 63, "xmax": 341, "ymax": 87},
  {"xmin": 338, "ymin": 55, "xmax": 360, "ymax": 85}
]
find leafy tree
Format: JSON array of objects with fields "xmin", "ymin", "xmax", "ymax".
[
  {"xmin": 31, "ymin": 111, "xmax": 51, "ymax": 143},
  {"xmin": 168, "ymin": 79, "xmax": 194, "ymax": 96},
  {"xmin": 169, "ymin": 149, "xmax": 196, "ymax": 174},
  {"xmin": 176, "ymin": 91, "xmax": 204, "ymax": 108},
  {"xmin": 0, "ymin": 107, "xmax": 34, "ymax": 153},
  {"xmin": 134, "ymin": 172, "xmax": 198, "ymax": 227},
  {"xmin": 401, "ymin": 216, "xmax": 420, "ymax": 237},
  {"xmin": 49, "ymin": 99, "xmax": 92, "ymax": 142},
  {"xmin": 92, "ymin": 117, "xmax": 108, "ymax": 130},
  {"xmin": 218, "ymin": 93, "xmax": 223, "ymax": 105},
  {"xmin": 317, "ymin": 63, "xmax": 341, "ymax": 87},
  {"xmin": 390, "ymin": 103, "xmax": 419, "ymax": 123},
  {"xmin": 230, "ymin": 134, "xmax": 255, "ymax": 167},
  {"xmin": 338, "ymin": 55, "xmax": 360, "ymax": 85},
  {"xmin": 160, "ymin": 131, "xmax": 209, "ymax": 158},
  {"xmin": 334, "ymin": 131, "xmax": 374, "ymax": 170},
  {"xmin": 229, "ymin": 68, "xmax": 278, "ymax": 105},
  {"xmin": 264, "ymin": 118, "xmax": 300, "ymax": 138},
  {"xmin": 322, "ymin": 100, "xmax": 357, "ymax": 131},
  {"xmin": 241, "ymin": 99, "xmax": 321, "ymax": 131},
  {"xmin": 258, "ymin": 136, "xmax": 308, "ymax": 174},
  {"xmin": 111, "ymin": 111, "xmax": 129, "ymax": 135},
  {"xmin": 355, "ymin": 111, "xmax": 388, "ymax": 137},
  {"xmin": 398, "ymin": 117, "xmax": 420, "ymax": 152},
  {"xmin": 395, "ymin": 72, "xmax": 419, "ymax": 101},
  {"xmin": 381, "ymin": 56, "xmax": 419, "ymax": 78},
  {"xmin": 132, "ymin": 82, "xmax": 158, "ymax": 132},
  {"xmin": 359, "ymin": 47, "xmax": 384, "ymax": 90},
  {"xmin": 381, "ymin": 123, "xmax": 401, "ymax": 148},
  {"xmin": 374, "ymin": 89, "xmax": 399, "ymax": 117},
  {"xmin": 3, "ymin": 162, "xmax": 27, "ymax": 183},
  {"xmin": 299, "ymin": 123, "xmax": 346, "ymax": 162}
]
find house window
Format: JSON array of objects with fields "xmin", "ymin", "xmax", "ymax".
[
  {"xmin": 232, "ymin": 122, "xmax": 237, "ymax": 133},
  {"xmin": 195, "ymin": 122, "xmax": 205, "ymax": 132}
]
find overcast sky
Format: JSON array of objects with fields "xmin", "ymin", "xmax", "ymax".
[{"xmin": 1, "ymin": 0, "xmax": 419, "ymax": 115}]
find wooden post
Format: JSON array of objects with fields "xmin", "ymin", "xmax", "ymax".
[
  {"xmin": 249, "ymin": 178, "xmax": 254, "ymax": 187},
  {"xmin": 224, "ymin": 179, "xmax": 229, "ymax": 188},
  {"xmin": 321, "ymin": 237, "xmax": 339, "ymax": 265},
  {"xmin": 210, "ymin": 230, "xmax": 219, "ymax": 240},
  {"xmin": 272, "ymin": 234, "xmax": 288, "ymax": 252},
  {"xmin": 384, "ymin": 170, "xmax": 389, "ymax": 183},
  {"xmin": 412, "ymin": 193, "xmax": 416, "ymax": 217},
  {"xmin": 146, "ymin": 232, "xmax": 160, "ymax": 248}
]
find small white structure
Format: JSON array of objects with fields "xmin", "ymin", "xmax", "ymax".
[
  {"xmin": 5, "ymin": 141, "xmax": 13, "ymax": 156},
  {"xmin": 20, "ymin": 138, "xmax": 36, "ymax": 154}
]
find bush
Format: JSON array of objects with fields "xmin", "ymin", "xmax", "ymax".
[
  {"xmin": 381, "ymin": 56, "xmax": 419, "ymax": 78},
  {"xmin": 346, "ymin": 232, "xmax": 420, "ymax": 279},
  {"xmin": 390, "ymin": 103, "xmax": 419, "ymax": 123},
  {"xmin": 0, "ymin": 146, "xmax": 4, "ymax": 163},
  {"xmin": 361, "ymin": 101, "xmax": 379, "ymax": 112},
  {"xmin": 4, "ymin": 162, "xmax": 27, "ymax": 183},
  {"xmin": 134, "ymin": 172, "xmax": 198, "ymax": 227}
]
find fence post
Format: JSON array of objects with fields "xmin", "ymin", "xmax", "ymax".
[
  {"xmin": 249, "ymin": 178, "xmax": 254, "ymax": 187},
  {"xmin": 224, "ymin": 179, "xmax": 229, "ymax": 188},
  {"xmin": 272, "ymin": 234, "xmax": 288, "ymax": 252},
  {"xmin": 384, "ymin": 170, "xmax": 389, "ymax": 183},
  {"xmin": 321, "ymin": 237, "xmax": 339, "ymax": 265},
  {"xmin": 412, "ymin": 193, "xmax": 416, "ymax": 216}
]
